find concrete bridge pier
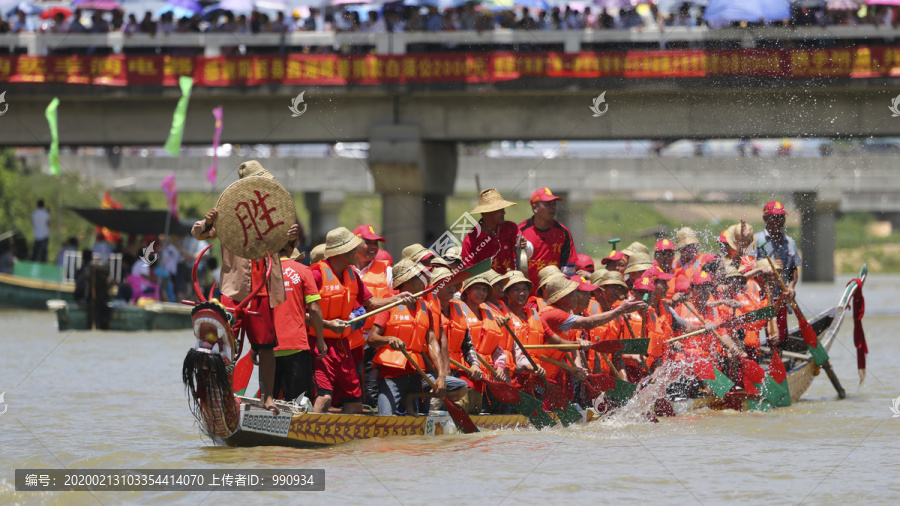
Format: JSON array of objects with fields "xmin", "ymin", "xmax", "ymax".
[
  {"xmin": 304, "ymin": 190, "xmax": 345, "ymax": 246},
  {"xmin": 556, "ymin": 191, "xmax": 592, "ymax": 256},
  {"xmin": 367, "ymin": 125, "xmax": 457, "ymax": 260},
  {"xmin": 793, "ymin": 191, "xmax": 839, "ymax": 283}
]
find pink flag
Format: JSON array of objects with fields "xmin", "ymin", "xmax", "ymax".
[
  {"xmin": 206, "ymin": 106, "xmax": 223, "ymax": 185},
  {"xmin": 161, "ymin": 172, "xmax": 179, "ymax": 220}
]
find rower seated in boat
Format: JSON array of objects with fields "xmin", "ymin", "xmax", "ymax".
[{"xmin": 368, "ymin": 259, "xmax": 468, "ymax": 416}]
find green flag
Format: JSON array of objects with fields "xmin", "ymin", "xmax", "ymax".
[
  {"xmin": 164, "ymin": 76, "xmax": 194, "ymax": 157},
  {"xmin": 45, "ymin": 98, "xmax": 60, "ymax": 176}
]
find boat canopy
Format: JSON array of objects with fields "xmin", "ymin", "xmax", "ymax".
[{"xmin": 67, "ymin": 207, "xmax": 197, "ymax": 236}]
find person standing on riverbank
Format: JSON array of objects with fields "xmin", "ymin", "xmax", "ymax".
[{"xmin": 31, "ymin": 199, "xmax": 51, "ymax": 263}]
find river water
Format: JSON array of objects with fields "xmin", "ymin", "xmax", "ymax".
[{"xmin": 2, "ymin": 273, "xmax": 899, "ymax": 505}]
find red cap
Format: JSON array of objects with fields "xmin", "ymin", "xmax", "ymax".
[
  {"xmin": 530, "ymin": 187, "xmax": 563, "ymax": 205},
  {"xmin": 718, "ymin": 230, "xmax": 728, "ymax": 243},
  {"xmin": 674, "ymin": 274, "xmax": 691, "ymax": 293},
  {"xmin": 655, "ymin": 238, "xmax": 675, "ymax": 251},
  {"xmin": 600, "ymin": 250, "xmax": 626, "ymax": 265},
  {"xmin": 691, "ymin": 270, "xmax": 715, "ymax": 286},
  {"xmin": 646, "ymin": 266, "xmax": 675, "ymax": 281},
  {"xmin": 632, "ymin": 274, "xmax": 655, "ymax": 291},
  {"xmin": 374, "ymin": 249, "xmax": 393, "ymax": 266},
  {"xmin": 763, "ymin": 201, "xmax": 787, "ymax": 215},
  {"xmin": 353, "ymin": 225, "xmax": 385, "ymax": 242},
  {"xmin": 569, "ymin": 274, "xmax": 599, "ymax": 292},
  {"xmin": 574, "ymin": 253, "xmax": 594, "ymax": 272}
]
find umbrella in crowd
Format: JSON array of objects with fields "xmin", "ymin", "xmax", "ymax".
[
  {"xmin": 703, "ymin": 0, "xmax": 790, "ymax": 25},
  {"xmin": 39, "ymin": 6, "xmax": 73, "ymax": 19},
  {"xmin": 71, "ymin": 0, "xmax": 125, "ymax": 11},
  {"xmin": 825, "ymin": 0, "xmax": 860, "ymax": 9},
  {"xmin": 5, "ymin": 1, "xmax": 42, "ymax": 17},
  {"xmin": 866, "ymin": 0, "xmax": 900, "ymax": 6},
  {"xmin": 165, "ymin": 0, "xmax": 203, "ymax": 13}
]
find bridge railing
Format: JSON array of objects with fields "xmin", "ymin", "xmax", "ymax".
[{"xmin": 3, "ymin": 25, "xmax": 900, "ymax": 56}]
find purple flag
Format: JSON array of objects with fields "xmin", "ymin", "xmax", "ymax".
[
  {"xmin": 161, "ymin": 172, "xmax": 180, "ymax": 220},
  {"xmin": 207, "ymin": 106, "xmax": 223, "ymax": 185}
]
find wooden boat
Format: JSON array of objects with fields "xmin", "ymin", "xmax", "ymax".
[
  {"xmin": 48, "ymin": 299, "xmax": 193, "ymax": 331},
  {"xmin": 198, "ymin": 266, "xmax": 866, "ymax": 448},
  {"xmin": 0, "ymin": 269, "xmax": 74, "ymax": 310}
]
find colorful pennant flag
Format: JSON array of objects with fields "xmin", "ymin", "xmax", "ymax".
[
  {"xmin": 45, "ymin": 97, "xmax": 60, "ymax": 176},
  {"xmin": 206, "ymin": 106, "xmax": 223, "ymax": 185},
  {"xmin": 161, "ymin": 172, "xmax": 179, "ymax": 220},
  {"xmin": 163, "ymin": 76, "xmax": 194, "ymax": 157},
  {"xmin": 97, "ymin": 191, "xmax": 122, "ymax": 243}
]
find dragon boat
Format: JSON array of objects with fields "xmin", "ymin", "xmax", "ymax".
[{"xmin": 181, "ymin": 261, "xmax": 866, "ymax": 448}]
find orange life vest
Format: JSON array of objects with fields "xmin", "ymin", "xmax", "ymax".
[
  {"xmin": 468, "ymin": 303, "xmax": 506, "ymax": 371},
  {"xmin": 644, "ymin": 308, "xmax": 674, "ymax": 367},
  {"xmin": 372, "ymin": 300, "xmax": 430, "ymax": 372},
  {"xmin": 355, "ymin": 260, "xmax": 394, "ymax": 349},
  {"xmin": 675, "ymin": 303, "xmax": 723, "ymax": 358},
  {"xmin": 446, "ymin": 300, "xmax": 471, "ymax": 365},
  {"xmin": 311, "ymin": 260, "xmax": 358, "ymax": 339},
  {"xmin": 537, "ymin": 305, "xmax": 574, "ymax": 377},
  {"xmin": 509, "ymin": 307, "xmax": 554, "ymax": 376}
]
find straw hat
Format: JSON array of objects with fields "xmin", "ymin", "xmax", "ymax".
[
  {"xmin": 624, "ymin": 252, "xmax": 653, "ymax": 274},
  {"xmin": 503, "ymin": 270, "xmax": 533, "ymax": 293},
  {"xmin": 323, "ymin": 227, "xmax": 363, "ymax": 259},
  {"xmin": 443, "ymin": 246, "xmax": 462, "ymax": 262},
  {"xmin": 289, "ymin": 248, "xmax": 306, "ymax": 261},
  {"xmin": 622, "ymin": 241, "xmax": 650, "ymax": 257},
  {"xmin": 596, "ymin": 270, "xmax": 628, "ymax": 288},
  {"xmin": 724, "ymin": 265, "xmax": 745, "ymax": 279},
  {"xmin": 430, "ymin": 266, "xmax": 454, "ymax": 286},
  {"xmin": 482, "ymin": 269, "xmax": 502, "ymax": 286},
  {"xmin": 674, "ymin": 227, "xmax": 700, "ymax": 250},
  {"xmin": 470, "ymin": 188, "xmax": 517, "ymax": 214},
  {"xmin": 430, "ymin": 256, "xmax": 451, "ymax": 268},
  {"xmin": 589, "ymin": 267, "xmax": 609, "ymax": 285},
  {"xmin": 725, "ymin": 224, "xmax": 757, "ymax": 252},
  {"xmin": 462, "ymin": 274, "xmax": 491, "ymax": 293},
  {"xmin": 401, "ymin": 243, "xmax": 434, "ymax": 263},
  {"xmin": 214, "ymin": 175, "xmax": 295, "ymax": 259},
  {"xmin": 392, "ymin": 258, "xmax": 426, "ymax": 289},
  {"xmin": 237, "ymin": 160, "xmax": 275, "ymax": 180},
  {"xmin": 544, "ymin": 276, "xmax": 578, "ymax": 305},
  {"xmin": 537, "ymin": 265, "xmax": 563, "ymax": 289},
  {"xmin": 310, "ymin": 244, "xmax": 326, "ymax": 264}
]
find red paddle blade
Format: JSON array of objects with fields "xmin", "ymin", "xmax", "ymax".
[
  {"xmin": 768, "ymin": 348, "xmax": 787, "ymax": 384},
  {"xmin": 690, "ymin": 359, "xmax": 717, "ymax": 380},
  {"xmin": 587, "ymin": 373, "xmax": 617, "ymax": 392},
  {"xmin": 591, "ymin": 339, "xmax": 624, "ymax": 354},
  {"xmin": 232, "ymin": 352, "xmax": 253, "ymax": 395},
  {"xmin": 444, "ymin": 399, "xmax": 479, "ymax": 434},
  {"xmin": 485, "ymin": 380, "xmax": 523, "ymax": 404},
  {"xmin": 797, "ymin": 312, "xmax": 818, "ymax": 348},
  {"xmin": 742, "ymin": 358, "xmax": 766, "ymax": 385}
]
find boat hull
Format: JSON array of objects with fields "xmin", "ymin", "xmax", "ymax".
[
  {"xmin": 53, "ymin": 303, "xmax": 192, "ymax": 331},
  {"xmin": 0, "ymin": 273, "xmax": 74, "ymax": 309}
]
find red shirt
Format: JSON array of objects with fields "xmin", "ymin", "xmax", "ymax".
[
  {"xmin": 539, "ymin": 306, "xmax": 578, "ymax": 341},
  {"xmin": 311, "ymin": 259, "xmax": 373, "ymax": 305},
  {"xmin": 518, "ymin": 218, "xmax": 577, "ymax": 288},
  {"xmin": 273, "ymin": 258, "xmax": 320, "ymax": 353},
  {"xmin": 461, "ymin": 220, "xmax": 518, "ymax": 274}
]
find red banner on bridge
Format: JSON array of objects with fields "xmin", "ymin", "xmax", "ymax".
[{"xmin": 1, "ymin": 47, "xmax": 899, "ymax": 86}]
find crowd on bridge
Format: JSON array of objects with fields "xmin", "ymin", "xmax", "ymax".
[{"xmin": 0, "ymin": 2, "xmax": 896, "ymax": 40}]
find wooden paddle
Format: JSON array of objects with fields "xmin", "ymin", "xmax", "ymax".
[
  {"xmin": 473, "ymin": 354, "xmax": 558, "ymax": 428},
  {"xmin": 758, "ymin": 242, "xmax": 845, "ymax": 399},
  {"xmin": 523, "ymin": 339, "xmax": 625, "ymax": 354},
  {"xmin": 684, "ymin": 301, "xmax": 744, "ymax": 357},
  {"xmin": 397, "ymin": 346, "xmax": 479, "ymax": 433},
  {"xmin": 344, "ymin": 258, "xmax": 492, "ymax": 326},
  {"xmin": 539, "ymin": 355, "xmax": 616, "ymax": 391}
]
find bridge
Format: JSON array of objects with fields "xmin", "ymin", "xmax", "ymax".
[
  {"xmin": 5, "ymin": 27, "xmax": 900, "ymax": 281},
  {"xmin": 21, "ymin": 151, "xmax": 900, "ymax": 282}
]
